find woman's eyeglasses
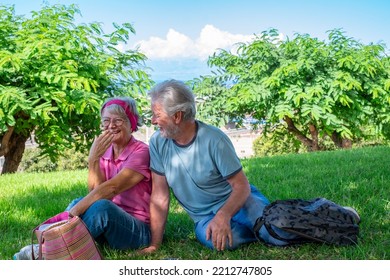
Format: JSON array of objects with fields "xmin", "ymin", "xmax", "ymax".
[{"xmin": 101, "ymin": 118, "xmax": 125, "ymax": 127}]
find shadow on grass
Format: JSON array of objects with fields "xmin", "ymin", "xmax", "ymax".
[{"xmin": 0, "ymin": 182, "xmax": 87, "ymax": 259}]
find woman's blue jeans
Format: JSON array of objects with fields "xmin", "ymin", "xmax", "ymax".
[
  {"xmin": 195, "ymin": 186, "xmax": 298, "ymax": 250},
  {"xmin": 65, "ymin": 198, "xmax": 150, "ymax": 250}
]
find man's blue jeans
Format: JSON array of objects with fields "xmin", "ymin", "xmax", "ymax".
[
  {"xmin": 66, "ymin": 198, "xmax": 150, "ymax": 250},
  {"xmin": 195, "ymin": 186, "xmax": 297, "ymax": 250}
]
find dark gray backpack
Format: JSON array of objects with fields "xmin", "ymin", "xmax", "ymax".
[{"xmin": 253, "ymin": 198, "xmax": 360, "ymax": 245}]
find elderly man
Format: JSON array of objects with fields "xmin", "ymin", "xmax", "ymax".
[{"xmin": 140, "ymin": 79, "xmax": 300, "ymax": 253}]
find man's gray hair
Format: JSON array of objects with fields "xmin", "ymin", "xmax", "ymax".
[{"xmin": 149, "ymin": 79, "xmax": 196, "ymax": 121}]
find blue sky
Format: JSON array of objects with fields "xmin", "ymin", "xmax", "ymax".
[{"xmin": 3, "ymin": 0, "xmax": 390, "ymax": 81}]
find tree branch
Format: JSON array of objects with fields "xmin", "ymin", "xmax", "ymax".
[{"xmin": 284, "ymin": 116, "xmax": 316, "ymax": 151}]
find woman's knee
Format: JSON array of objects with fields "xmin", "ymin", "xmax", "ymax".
[
  {"xmin": 84, "ymin": 199, "xmax": 115, "ymax": 216},
  {"xmin": 90, "ymin": 199, "xmax": 112, "ymax": 209},
  {"xmin": 65, "ymin": 197, "xmax": 83, "ymax": 211},
  {"xmin": 81, "ymin": 199, "xmax": 116, "ymax": 235}
]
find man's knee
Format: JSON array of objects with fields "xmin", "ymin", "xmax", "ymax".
[{"xmin": 194, "ymin": 219, "xmax": 249, "ymax": 251}]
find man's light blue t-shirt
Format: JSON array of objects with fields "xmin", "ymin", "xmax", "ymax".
[{"xmin": 149, "ymin": 121, "xmax": 242, "ymax": 223}]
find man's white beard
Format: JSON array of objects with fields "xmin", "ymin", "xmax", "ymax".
[{"xmin": 160, "ymin": 122, "xmax": 181, "ymax": 139}]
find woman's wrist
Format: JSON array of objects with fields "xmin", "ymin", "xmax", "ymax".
[{"xmin": 88, "ymin": 156, "xmax": 100, "ymax": 166}]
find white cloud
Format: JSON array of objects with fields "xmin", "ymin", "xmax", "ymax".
[
  {"xmin": 135, "ymin": 29, "xmax": 196, "ymax": 59},
  {"xmin": 195, "ymin": 25, "xmax": 254, "ymax": 59},
  {"xmin": 134, "ymin": 24, "xmax": 256, "ymax": 60}
]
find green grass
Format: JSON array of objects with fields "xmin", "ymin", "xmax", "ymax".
[{"xmin": 1, "ymin": 146, "xmax": 389, "ymax": 260}]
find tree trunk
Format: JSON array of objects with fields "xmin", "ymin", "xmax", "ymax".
[
  {"xmin": 331, "ymin": 132, "xmax": 352, "ymax": 149},
  {"xmin": 284, "ymin": 116, "xmax": 320, "ymax": 151},
  {"xmin": 1, "ymin": 132, "xmax": 29, "ymax": 174},
  {"xmin": 308, "ymin": 124, "xmax": 320, "ymax": 151},
  {"xmin": 0, "ymin": 126, "xmax": 15, "ymax": 156},
  {"xmin": 341, "ymin": 138, "xmax": 352, "ymax": 149}
]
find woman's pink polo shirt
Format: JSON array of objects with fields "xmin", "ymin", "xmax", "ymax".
[{"xmin": 100, "ymin": 136, "xmax": 152, "ymax": 224}]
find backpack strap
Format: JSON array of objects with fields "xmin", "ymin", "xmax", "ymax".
[
  {"xmin": 253, "ymin": 216, "xmax": 294, "ymax": 243},
  {"xmin": 253, "ymin": 216, "xmax": 264, "ymax": 241}
]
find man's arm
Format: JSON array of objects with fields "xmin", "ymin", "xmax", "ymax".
[
  {"xmin": 139, "ymin": 172, "xmax": 170, "ymax": 254},
  {"xmin": 206, "ymin": 169, "xmax": 251, "ymax": 251}
]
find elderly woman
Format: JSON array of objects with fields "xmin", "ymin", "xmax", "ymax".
[{"xmin": 66, "ymin": 97, "xmax": 151, "ymax": 250}]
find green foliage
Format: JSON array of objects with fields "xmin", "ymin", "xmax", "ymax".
[
  {"xmin": 18, "ymin": 147, "xmax": 88, "ymax": 173},
  {"xmin": 253, "ymin": 125, "xmax": 339, "ymax": 157},
  {"xmin": 189, "ymin": 73, "xmax": 233, "ymax": 127},
  {"xmin": 192, "ymin": 29, "xmax": 390, "ymax": 150},
  {"xmin": 0, "ymin": 4, "xmax": 152, "ymax": 170},
  {"xmin": 253, "ymin": 125, "xmax": 308, "ymax": 157},
  {"xmin": 253, "ymin": 123, "xmax": 388, "ymax": 157}
]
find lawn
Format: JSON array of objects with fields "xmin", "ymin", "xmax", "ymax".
[{"xmin": 0, "ymin": 146, "xmax": 389, "ymax": 260}]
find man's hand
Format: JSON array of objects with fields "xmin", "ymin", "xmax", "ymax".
[{"xmin": 206, "ymin": 212, "xmax": 233, "ymax": 251}]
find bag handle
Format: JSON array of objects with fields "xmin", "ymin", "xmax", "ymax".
[
  {"xmin": 253, "ymin": 216, "xmax": 290, "ymax": 242},
  {"xmin": 31, "ymin": 212, "xmax": 70, "ymax": 260},
  {"xmin": 31, "ymin": 227, "xmax": 43, "ymax": 260}
]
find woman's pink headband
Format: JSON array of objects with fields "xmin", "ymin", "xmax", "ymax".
[{"xmin": 101, "ymin": 99, "xmax": 138, "ymax": 131}]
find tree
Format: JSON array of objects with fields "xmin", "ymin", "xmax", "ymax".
[
  {"xmin": 191, "ymin": 29, "xmax": 390, "ymax": 151},
  {"xmin": 0, "ymin": 4, "xmax": 153, "ymax": 174}
]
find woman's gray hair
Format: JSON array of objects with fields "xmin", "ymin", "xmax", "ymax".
[
  {"xmin": 148, "ymin": 79, "xmax": 196, "ymax": 121},
  {"xmin": 101, "ymin": 96, "xmax": 142, "ymax": 127}
]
